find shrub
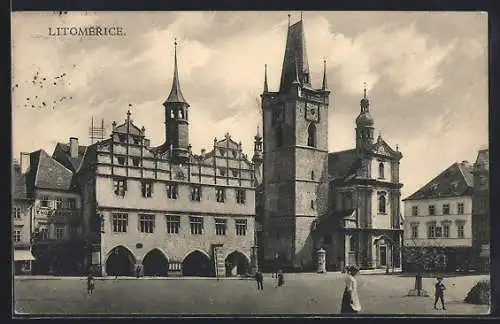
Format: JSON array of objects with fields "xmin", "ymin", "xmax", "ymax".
[{"xmin": 464, "ymin": 280, "xmax": 490, "ymax": 305}]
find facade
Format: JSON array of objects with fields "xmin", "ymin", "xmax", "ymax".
[
  {"xmin": 259, "ymin": 17, "xmax": 403, "ymax": 271},
  {"xmin": 471, "ymin": 148, "xmax": 489, "ymax": 271},
  {"xmin": 402, "ymin": 161, "xmax": 474, "ymax": 271},
  {"xmin": 12, "ymin": 160, "xmax": 35, "ymax": 274},
  {"xmin": 53, "ymin": 41, "xmax": 258, "ymax": 277},
  {"xmin": 19, "ymin": 149, "xmax": 83, "ymax": 275}
]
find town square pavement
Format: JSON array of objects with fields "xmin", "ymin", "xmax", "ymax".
[{"xmin": 14, "ymin": 272, "xmax": 490, "ymax": 316}]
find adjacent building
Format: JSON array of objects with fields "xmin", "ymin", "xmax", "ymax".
[
  {"xmin": 12, "ymin": 160, "xmax": 35, "ymax": 274},
  {"xmin": 472, "ymin": 148, "xmax": 489, "ymax": 271},
  {"xmin": 259, "ymin": 16, "xmax": 403, "ymax": 271},
  {"xmin": 52, "ymin": 41, "xmax": 259, "ymax": 277},
  {"xmin": 402, "ymin": 161, "xmax": 474, "ymax": 271}
]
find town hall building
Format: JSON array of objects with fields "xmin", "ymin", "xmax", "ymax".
[{"xmin": 259, "ymin": 16, "xmax": 404, "ymax": 272}]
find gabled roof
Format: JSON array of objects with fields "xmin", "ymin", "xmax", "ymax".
[
  {"xmin": 474, "ymin": 148, "xmax": 489, "ymax": 172},
  {"xmin": 52, "ymin": 142, "xmax": 87, "ymax": 172},
  {"xmin": 328, "ymin": 149, "xmax": 358, "ymax": 179},
  {"xmin": 403, "ymin": 161, "xmax": 473, "ymax": 201},
  {"xmin": 114, "ymin": 118, "xmax": 144, "ymax": 136},
  {"xmin": 27, "ymin": 149, "xmax": 74, "ymax": 192}
]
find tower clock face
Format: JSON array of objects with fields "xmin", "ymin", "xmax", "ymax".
[{"xmin": 305, "ymin": 103, "xmax": 320, "ymax": 122}]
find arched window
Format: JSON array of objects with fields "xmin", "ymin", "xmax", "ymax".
[
  {"xmin": 378, "ymin": 194, "xmax": 386, "ymax": 214},
  {"xmin": 307, "ymin": 123, "xmax": 316, "ymax": 147},
  {"xmin": 311, "ymin": 170, "xmax": 315, "ymax": 180},
  {"xmin": 275, "ymin": 125, "xmax": 283, "ymax": 148},
  {"xmin": 379, "ymin": 162, "xmax": 385, "ymax": 179}
]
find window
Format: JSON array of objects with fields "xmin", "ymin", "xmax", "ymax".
[
  {"xmin": 435, "ymin": 226, "xmax": 442, "ymax": 238},
  {"xmin": 117, "ymin": 156, "xmax": 126, "ymax": 165},
  {"xmin": 40, "ymin": 196, "xmax": 50, "ymax": 208},
  {"xmin": 443, "ymin": 224, "xmax": 450, "ymax": 238},
  {"xmin": 118, "ymin": 134, "xmax": 127, "ymax": 143},
  {"xmin": 219, "ymin": 168, "xmax": 226, "ymax": 176},
  {"xmin": 114, "ymin": 179, "xmax": 127, "ymax": 196},
  {"xmin": 232, "ymin": 150, "xmax": 237, "ymax": 158},
  {"xmin": 443, "ymin": 204, "xmax": 450, "ymax": 215},
  {"xmin": 13, "ymin": 229, "xmax": 21, "ymax": 242},
  {"xmin": 236, "ymin": 219, "xmax": 247, "ymax": 236},
  {"xmin": 457, "ymin": 202, "xmax": 464, "ymax": 214},
  {"xmin": 428, "ymin": 205, "xmax": 435, "ymax": 216},
  {"xmin": 311, "ymin": 170, "xmax": 315, "ymax": 180},
  {"xmin": 427, "ymin": 225, "xmax": 436, "ymax": 238},
  {"xmin": 236, "ymin": 189, "xmax": 246, "ymax": 204},
  {"xmin": 55, "ymin": 225, "xmax": 65, "ymax": 240},
  {"xmin": 411, "ymin": 206, "xmax": 419, "ymax": 216},
  {"xmin": 307, "ymin": 123, "xmax": 316, "ymax": 147},
  {"xmin": 189, "ymin": 216, "xmax": 203, "ymax": 235},
  {"xmin": 13, "ymin": 207, "xmax": 21, "ymax": 219},
  {"xmin": 67, "ymin": 198, "xmax": 76, "ymax": 209},
  {"xmin": 275, "ymin": 125, "xmax": 283, "ymax": 148},
  {"xmin": 133, "ymin": 137, "xmax": 140, "ymax": 145},
  {"xmin": 141, "ymin": 181, "xmax": 153, "ymax": 198},
  {"xmin": 378, "ymin": 193, "xmax": 386, "ymax": 214},
  {"xmin": 132, "ymin": 157, "xmax": 140, "ymax": 167},
  {"xmin": 191, "ymin": 185, "xmax": 201, "ymax": 201},
  {"xmin": 216, "ymin": 188, "xmax": 226, "ymax": 203},
  {"xmin": 55, "ymin": 197, "xmax": 63, "ymax": 209},
  {"xmin": 112, "ymin": 213, "xmax": 128, "ymax": 233},
  {"xmin": 69, "ymin": 225, "xmax": 78, "ymax": 237},
  {"xmin": 166, "ymin": 183, "xmax": 178, "ymax": 199},
  {"xmin": 219, "ymin": 148, "xmax": 225, "ymax": 156},
  {"xmin": 457, "ymin": 223, "xmax": 465, "ymax": 238},
  {"xmin": 166, "ymin": 215, "xmax": 180, "ymax": 234},
  {"xmin": 215, "ymin": 218, "xmax": 227, "ymax": 236},
  {"xmin": 379, "ymin": 162, "xmax": 385, "ymax": 179},
  {"xmin": 170, "ymin": 109, "xmax": 175, "ymax": 119},
  {"xmin": 139, "ymin": 214, "xmax": 155, "ymax": 233},
  {"xmin": 310, "ymin": 200, "xmax": 315, "ymax": 210},
  {"xmin": 39, "ymin": 227, "xmax": 49, "ymax": 240},
  {"xmin": 411, "ymin": 225, "xmax": 418, "ymax": 239},
  {"xmin": 232, "ymin": 169, "xmax": 239, "ymax": 177}
]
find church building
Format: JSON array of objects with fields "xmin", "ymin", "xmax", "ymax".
[{"xmin": 259, "ymin": 16, "xmax": 404, "ymax": 271}]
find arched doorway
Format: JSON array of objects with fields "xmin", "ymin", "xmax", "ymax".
[
  {"xmin": 225, "ymin": 251, "xmax": 250, "ymax": 276},
  {"xmin": 105, "ymin": 246, "xmax": 135, "ymax": 277},
  {"xmin": 182, "ymin": 250, "xmax": 211, "ymax": 277},
  {"xmin": 142, "ymin": 249, "xmax": 169, "ymax": 277}
]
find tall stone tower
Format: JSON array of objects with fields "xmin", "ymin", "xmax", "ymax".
[
  {"xmin": 163, "ymin": 39, "xmax": 190, "ymax": 164},
  {"xmin": 261, "ymin": 16, "xmax": 330, "ymax": 270}
]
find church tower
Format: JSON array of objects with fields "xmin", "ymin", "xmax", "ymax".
[
  {"xmin": 261, "ymin": 15, "xmax": 330, "ymax": 270},
  {"xmin": 355, "ymin": 84, "xmax": 375, "ymax": 155},
  {"xmin": 163, "ymin": 39, "xmax": 190, "ymax": 164}
]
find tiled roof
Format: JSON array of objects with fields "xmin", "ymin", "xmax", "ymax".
[
  {"xmin": 403, "ymin": 162, "xmax": 473, "ymax": 201},
  {"xmin": 328, "ymin": 149, "xmax": 358, "ymax": 179},
  {"xmin": 53, "ymin": 143, "xmax": 87, "ymax": 172},
  {"xmin": 29, "ymin": 149, "xmax": 74, "ymax": 191}
]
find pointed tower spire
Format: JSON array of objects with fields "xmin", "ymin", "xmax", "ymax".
[
  {"xmin": 322, "ymin": 59, "xmax": 328, "ymax": 90},
  {"xmin": 263, "ymin": 64, "xmax": 269, "ymax": 93},
  {"xmin": 165, "ymin": 38, "xmax": 188, "ymax": 105}
]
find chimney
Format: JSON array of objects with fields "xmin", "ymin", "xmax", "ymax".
[
  {"xmin": 69, "ymin": 137, "xmax": 79, "ymax": 158},
  {"xmin": 20, "ymin": 152, "xmax": 30, "ymax": 174}
]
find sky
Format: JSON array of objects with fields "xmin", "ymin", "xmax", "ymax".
[{"xmin": 11, "ymin": 11, "xmax": 488, "ymax": 201}]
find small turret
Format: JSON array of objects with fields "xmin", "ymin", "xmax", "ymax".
[{"xmin": 252, "ymin": 126, "xmax": 263, "ymax": 166}]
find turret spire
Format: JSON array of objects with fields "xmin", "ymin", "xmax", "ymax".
[
  {"xmin": 263, "ymin": 64, "xmax": 269, "ymax": 93},
  {"xmin": 322, "ymin": 59, "xmax": 328, "ymax": 90},
  {"xmin": 360, "ymin": 82, "xmax": 369, "ymax": 113},
  {"xmin": 165, "ymin": 38, "xmax": 189, "ymax": 105}
]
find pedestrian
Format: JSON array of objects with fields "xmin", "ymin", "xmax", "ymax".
[
  {"xmin": 434, "ymin": 276, "xmax": 446, "ymax": 310},
  {"xmin": 277, "ymin": 270, "xmax": 284, "ymax": 287},
  {"xmin": 340, "ymin": 266, "xmax": 361, "ymax": 314},
  {"xmin": 136, "ymin": 265, "xmax": 141, "ymax": 278},
  {"xmin": 87, "ymin": 273, "xmax": 95, "ymax": 295},
  {"xmin": 255, "ymin": 270, "xmax": 264, "ymax": 290}
]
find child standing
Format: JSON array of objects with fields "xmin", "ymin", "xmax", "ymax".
[
  {"xmin": 434, "ymin": 276, "xmax": 446, "ymax": 310},
  {"xmin": 87, "ymin": 273, "xmax": 95, "ymax": 295},
  {"xmin": 277, "ymin": 270, "xmax": 284, "ymax": 287}
]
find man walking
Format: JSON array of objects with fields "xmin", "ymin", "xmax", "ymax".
[{"xmin": 255, "ymin": 270, "xmax": 264, "ymax": 290}]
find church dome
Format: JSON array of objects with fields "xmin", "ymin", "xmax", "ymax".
[{"xmin": 356, "ymin": 112, "xmax": 374, "ymax": 126}]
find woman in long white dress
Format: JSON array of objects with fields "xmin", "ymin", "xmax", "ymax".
[{"xmin": 340, "ymin": 266, "xmax": 362, "ymax": 314}]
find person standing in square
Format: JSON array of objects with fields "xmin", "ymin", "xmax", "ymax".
[
  {"xmin": 434, "ymin": 277, "xmax": 446, "ymax": 310},
  {"xmin": 255, "ymin": 270, "xmax": 264, "ymax": 290}
]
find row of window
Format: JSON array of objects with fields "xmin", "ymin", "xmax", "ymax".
[
  {"xmin": 411, "ymin": 202, "xmax": 465, "ymax": 217},
  {"xmin": 339, "ymin": 192, "xmax": 388, "ymax": 214},
  {"xmin": 114, "ymin": 179, "xmax": 247, "ymax": 204},
  {"xmin": 12, "ymin": 225, "xmax": 72, "ymax": 242},
  {"xmin": 116, "ymin": 134, "xmax": 142, "ymax": 145},
  {"xmin": 12, "ymin": 207, "xmax": 21, "ymax": 219},
  {"xmin": 39, "ymin": 197, "xmax": 77, "ymax": 209},
  {"xmin": 111, "ymin": 213, "xmax": 248, "ymax": 236},
  {"xmin": 410, "ymin": 223, "xmax": 465, "ymax": 239}
]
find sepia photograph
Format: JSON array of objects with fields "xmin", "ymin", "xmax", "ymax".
[{"xmin": 11, "ymin": 11, "xmax": 490, "ymax": 316}]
